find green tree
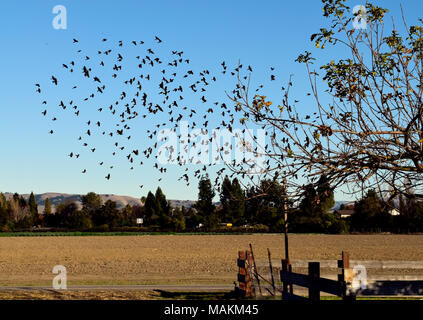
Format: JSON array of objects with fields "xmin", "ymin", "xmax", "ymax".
[
  {"xmin": 55, "ymin": 202, "xmax": 79, "ymax": 228},
  {"xmin": 17, "ymin": 194, "xmax": 27, "ymax": 209},
  {"xmin": 395, "ymin": 180, "xmax": 423, "ymax": 231},
  {"xmin": 28, "ymin": 192, "xmax": 39, "ymax": 224},
  {"xmin": 413, "ymin": 202, "xmax": 423, "ymax": 232},
  {"xmin": 0, "ymin": 193, "xmax": 9, "ymax": 229},
  {"xmin": 293, "ymin": 175, "xmax": 345, "ymax": 233},
  {"xmin": 42, "ymin": 198, "xmax": 57, "ymax": 228},
  {"xmin": 351, "ymin": 189, "xmax": 390, "ymax": 231},
  {"xmin": 245, "ymin": 186, "xmax": 261, "ymax": 225},
  {"xmin": 144, "ymin": 191, "xmax": 158, "ymax": 226},
  {"xmin": 195, "ymin": 174, "xmax": 218, "ymax": 229},
  {"xmin": 44, "ymin": 198, "xmax": 52, "ymax": 215},
  {"xmin": 297, "ymin": 184, "xmax": 320, "ymax": 228},
  {"xmin": 316, "ymin": 175, "xmax": 335, "ymax": 214},
  {"xmin": 0, "ymin": 193, "xmax": 8, "ymax": 212},
  {"xmin": 93, "ymin": 200, "xmax": 122, "ymax": 227},
  {"xmin": 132, "ymin": 205, "xmax": 144, "ymax": 224},
  {"xmin": 243, "ymin": 179, "xmax": 287, "ymax": 231},
  {"xmin": 67, "ymin": 210, "xmax": 93, "ymax": 229},
  {"xmin": 81, "ymin": 192, "xmax": 103, "ymax": 213},
  {"xmin": 220, "ymin": 176, "xmax": 245, "ymax": 225},
  {"xmin": 155, "ymin": 187, "xmax": 171, "ymax": 228},
  {"xmin": 185, "ymin": 206, "xmax": 201, "ymax": 229},
  {"xmin": 0, "ymin": 193, "xmax": 10, "ymax": 231},
  {"xmin": 121, "ymin": 204, "xmax": 134, "ymax": 226},
  {"xmin": 171, "ymin": 207, "xmax": 186, "ymax": 231},
  {"xmin": 220, "ymin": 175, "xmax": 232, "ymax": 222}
]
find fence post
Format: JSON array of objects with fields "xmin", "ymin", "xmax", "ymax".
[
  {"xmin": 338, "ymin": 251, "xmax": 356, "ymax": 301},
  {"xmin": 267, "ymin": 248, "xmax": 276, "ymax": 295},
  {"xmin": 249, "ymin": 244, "xmax": 261, "ymax": 296},
  {"xmin": 246, "ymin": 251, "xmax": 254, "ymax": 297},
  {"xmin": 237, "ymin": 251, "xmax": 247, "ymax": 297},
  {"xmin": 237, "ymin": 250, "xmax": 253, "ymax": 298},
  {"xmin": 308, "ymin": 262, "xmax": 320, "ymax": 301},
  {"xmin": 281, "ymin": 259, "xmax": 289, "ymax": 299},
  {"xmin": 288, "ymin": 263, "xmax": 293, "ymax": 294}
]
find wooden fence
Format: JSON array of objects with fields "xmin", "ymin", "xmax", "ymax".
[
  {"xmin": 280, "ymin": 251, "xmax": 351, "ymax": 301},
  {"xmin": 236, "ymin": 250, "xmax": 254, "ymax": 297},
  {"xmin": 280, "ymin": 251, "xmax": 423, "ymax": 300},
  {"xmin": 235, "ymin": 247, "xmax": 423, "ymax": 300}
]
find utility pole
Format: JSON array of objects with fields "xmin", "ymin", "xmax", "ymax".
[{"xmin": 283, "ymin": 178, "xmax": 289, "ymax": 262}]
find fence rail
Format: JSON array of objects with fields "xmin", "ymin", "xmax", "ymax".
[
  {"xmin": 235, "ymin": 248, "xmax": 423, "ymax": 300},
  {"xmin": 279, "ymin": 251, "xmax": 423, "ymax": 300},
  {"xmin": 356, "ymin": 281, "xmax": 423, "ymax": 296},
  {"xmin": 280, "ymin": 252, "xmax": 350, "ymax": 301},
  {"xmin": 280, "ymin": 270, "xmax": 344, "ymax": 296},
  {"xmin": 257, "ymin": 260, "xmax": 423, "ymax": 269}
]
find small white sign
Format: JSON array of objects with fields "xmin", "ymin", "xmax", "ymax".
[{"xmin": 136, "ymin": 218, "xmax": 143, "ymax": 225}]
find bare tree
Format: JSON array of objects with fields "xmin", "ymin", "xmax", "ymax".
[
  {"xmin": 226, "ymin": 0, "xmax": 423, "ymax": 200},
  {"xmin": 8, "ymin": 197, "xmax": 31, "ymax": 224}
]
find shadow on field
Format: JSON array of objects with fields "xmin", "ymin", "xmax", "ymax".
[{"xmin": 154, "ymin": 290, "xmax": 237, "ymax": 300}]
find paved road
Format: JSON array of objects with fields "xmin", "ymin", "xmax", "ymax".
[{"xmin": 0, "ymin": 284, "xmax": 235, "ymax": 292}]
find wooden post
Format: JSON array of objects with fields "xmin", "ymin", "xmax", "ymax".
[
  {"xmin": 249, "ymin": 244, "xmax": 262, "ymax": 296},
  {"xmin": 338, "ymin": 251, "xmax": 346, "ymax": 298},
  {"xmin": 342, "ymin": 251, "xmax": 350, "ymax": 269},
  {"xmin": 238, "ymin": 250, "xmax": 246, "ymax": 264},
  {"xmin": 238, "ymin": 251, "xmax": 247, "ymax": 297},
  {"xmin": 281, "ymin": 259, "xmax": 289, "ymax": 299},
  {"xmin": 281, "ymin": 258, "xmax": 294, "ymax": 295},
  {"xmin": 237, "ymin": 250, "xmax": 253, "ymax": 298},
  {"xmin": 308, "ymin": 262, "xmax": 320, "ymax": 301},
  {"xmin": 267, "ymin": 248, "xmax": 276, "ymax": 295},
  {"xmin": 282, "ymin": 178, "xmax": 289, "ymax": 263},
  {"xmin": 288, "ymin": 263, "xmax": 293, "ymax": 294},
  {"xmin": 246, "ymin": 251, "xmax": 254, "ymax": 297},
  {"xmin": 338, "ymin": 251, "xmax": 356, "ymax": 301}
]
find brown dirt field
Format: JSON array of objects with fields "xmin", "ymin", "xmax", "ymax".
[
  {"xmin": 0, "ymin": 289, "xmax": 232, "ymax": 300},
  {"xmin": 0, "ymin": 289, "xmax": 162, "ymax": 300},
  {"xmin": 1, "ymin": 234, "xmax": 423, "ymax": 286}
]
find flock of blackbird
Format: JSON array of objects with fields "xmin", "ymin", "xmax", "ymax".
[{"xmin": 36, "ymin": 36, "xmax": 281, "ymax": 190}]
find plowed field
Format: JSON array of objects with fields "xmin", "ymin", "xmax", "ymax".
[{"xmin": 1, "ymin": 234, "xmax": 422, "ymax": 286}]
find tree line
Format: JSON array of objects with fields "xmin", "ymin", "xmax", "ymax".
[{"xmin": 1, "ymin": 174, "xmax": 422, "ymax": 233}]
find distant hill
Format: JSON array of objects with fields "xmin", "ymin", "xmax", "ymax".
[
  {"xmin": 332, "ymin": 200, "xmax": 355, "ymax": 210},
  {"xmin": 3, "ymin": 192, "xmax": 196, "ymax": 213},
  {"xmin": 3, "ymin": 192, "xmax": 352, "ymax": 213}
]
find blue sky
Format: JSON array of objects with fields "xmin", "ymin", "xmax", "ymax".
[{"xmin": 0, "ymin": 0, "xmax": 421, "ymax": 201}]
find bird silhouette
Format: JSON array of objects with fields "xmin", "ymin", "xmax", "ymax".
[{"xmin": 41, "ymin": 35, "xmax": 279, "ymax": 188}]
